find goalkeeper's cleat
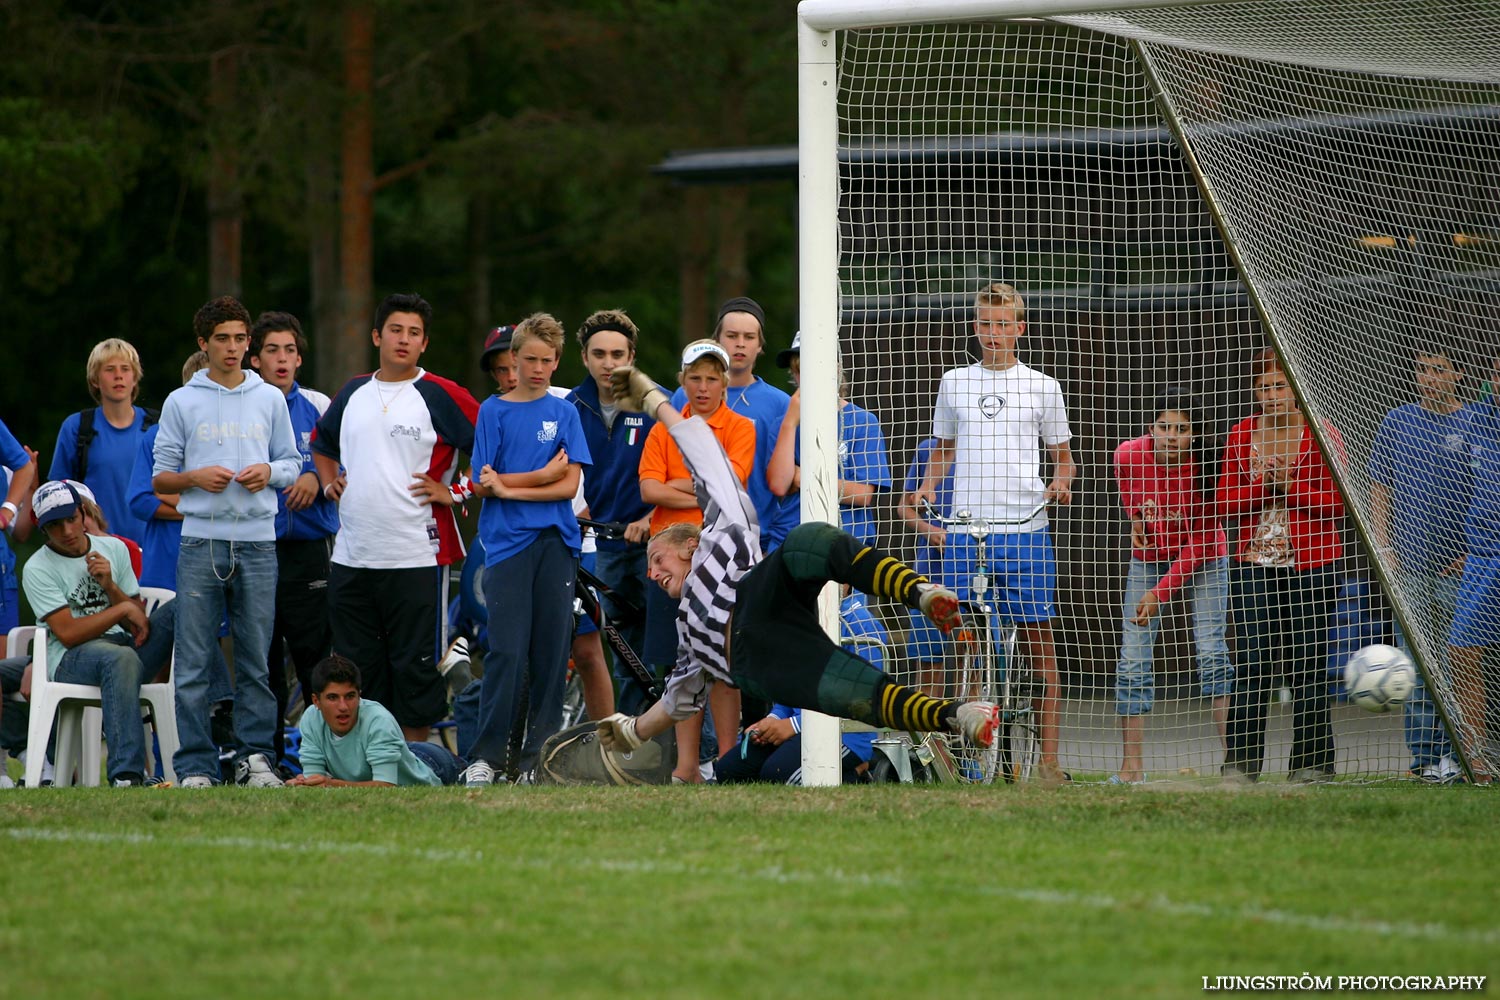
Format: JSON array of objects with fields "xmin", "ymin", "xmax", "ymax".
[
  {"xmin": 917, "ymin": 584, "xmax": 963, "ymax": 635},
  {"xmin": 952, "ymin": 701, "xmax": 999, "ymax": 749}
]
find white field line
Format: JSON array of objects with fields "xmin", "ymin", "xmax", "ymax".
[{"xmin": 7, "ymin": 826, "xmax": 1497, "ymax": 946}]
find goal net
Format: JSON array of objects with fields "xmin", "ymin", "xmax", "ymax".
[{"xmin": 800, "ymin": 0, "xmax": 1500, "ymax": 784}]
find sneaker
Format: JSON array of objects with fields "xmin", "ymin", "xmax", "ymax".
[
  {"xmin": 235, "ymin": 753, "xmax": 286, "ymax": 788},
  {"xmin": 1417, "ymin": 755, "xmax": 1462, "ymax": 784},
  {"xmin": 917, "ymin": 584, "xmax": 963, "ymax": 635},
  {"xmin": 112, "ymin": 775, "xmax": 170, "ymax": 788},
  {"xmin": 1288, "ymin": 767, "xmax": 1334, "ymax": 785},
  {"xmin": 439, "ymin": 636, "xmax": 470, "ymax": 674},
  {"xmin": 179, "ymin": 775, "xmax": 215, "ymax": 788},
  {"xmin": 0, "ymin": 773, "xmax": 14, "ymax": 789},
  {"xmin": 439, "ymin": 636, "xmax": 475, "ymax": 695},
  {"xmin": 952, "ymin": 701, "xmax": 999, "ymax": 748},
  {"xmin": 462, "ymin": 759, "xmax": 497, "ymax": 788}
]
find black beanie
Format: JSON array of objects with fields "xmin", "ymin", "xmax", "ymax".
[{"xmin": 715, "ymin": 296, "xmax": 766, "ymax": 335}]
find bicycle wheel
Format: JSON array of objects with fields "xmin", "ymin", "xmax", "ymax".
[
  {"xmin": 950, "ymin": 602, "xmax": 1003, "ymax": 784},
  {"xmin": 558, "ymin": 666, "xmax": 587, "ymax": 729},
  {"xmin": 997, "ymin": 625, "xmax": 1041, "ymax": 783}
]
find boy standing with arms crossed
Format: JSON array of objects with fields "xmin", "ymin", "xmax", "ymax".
[
  {"xmin": 912, "ymin": 281, "xmax": 1076, "ymax": 784},
  {"xmin": 464, "ymin": 314, "xmax": 592, "ymax": 786}
]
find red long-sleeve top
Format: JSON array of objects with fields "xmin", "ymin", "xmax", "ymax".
[
  {"xmin": 1113, "ymin": 435, "xmax": 1228, "ymax": 603},
  {"xmin": 1216, "ymin": 415, "xmax": 1346, "ymax": 571}
]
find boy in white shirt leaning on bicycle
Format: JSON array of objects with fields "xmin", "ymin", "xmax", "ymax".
[{"xmin": 911, "ymin": 281, "xmax": 1076, "ymax": 785}]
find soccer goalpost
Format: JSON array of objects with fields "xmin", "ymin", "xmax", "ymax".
[{"xmin": 796, "ymin": 0, "xmax": 1500, "ymax": 786}]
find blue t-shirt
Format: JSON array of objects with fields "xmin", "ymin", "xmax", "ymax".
[
  {"xmin": 672, "ymin": 377, "xmax": 794, "ymax": 551},
  {"xmin": 786, "ymin": 402, "xmax": 893, "ymax": 547},
  {"xmin": 903, "ymin": 438, "xmax": 956, "ymax": 583},
  {"xmin": 50, "ymin": 406, "xmax": 153, "ymax": 545},
  {"xmin": 473, "ymin": 393, "xmax": 592, "ymax": 566},
  {"xmin": 126, "ymin": 425, "xmax": 180, "ymax": 591},
  {"xmin": 1368, "ymin": 403, "xmax": 1477, "ymax": 573},
  {"xmin": 0, "ymin": 417, "xmax": 30, "ymax": 589},
  {"xmin": 1465, "ymin": 402, "xmax": 1500, "ymax": 557}
]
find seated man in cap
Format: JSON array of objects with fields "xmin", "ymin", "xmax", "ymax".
[{"xmin": 20, "ymin": 480, "xmax": 176, "ymax": 786}]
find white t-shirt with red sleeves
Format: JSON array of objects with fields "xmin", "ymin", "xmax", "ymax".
[
  {"xmin": 932, "ymin": 361, "xmax": 1071, "ymax": 530},
  {"xmin": 314, "ymin": 369, "xmax": 478, "ymax": 569}
]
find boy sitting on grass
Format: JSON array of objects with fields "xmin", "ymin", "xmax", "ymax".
[{"xmin": 289, "ymin": 654, "xmax": 466, "ymax": 787}]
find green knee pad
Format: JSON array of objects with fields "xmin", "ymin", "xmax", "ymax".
[
  {"xmin": 780, "ymin": 522, "xmax": 846, "ymax": 581},
  {"xmin": 815, "ymin": 648, "xmax": 884, "ymax": 726}
]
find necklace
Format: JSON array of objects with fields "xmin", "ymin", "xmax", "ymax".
[{"xmin": 374, "ymin": 373, "xmax": 413, "ymax": 413}]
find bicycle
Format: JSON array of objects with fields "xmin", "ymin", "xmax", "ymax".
[{"xmin": 878, "ymin": 499, "xmax": 1049, "ymax": 785}]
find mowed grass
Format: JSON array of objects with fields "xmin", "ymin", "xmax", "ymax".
[{"xmin": 1, "ymin": 783, "xmax": 1496, "ymax": 999}]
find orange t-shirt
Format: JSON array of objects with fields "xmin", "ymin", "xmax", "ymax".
[{"xmin": 638, "ymin": 403, "xmax": 756, "ymax": 533}]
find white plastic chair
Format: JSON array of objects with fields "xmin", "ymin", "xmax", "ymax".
[{"xmin": 18, "ymin": 586, "xmax": 178, "ymax": 787}]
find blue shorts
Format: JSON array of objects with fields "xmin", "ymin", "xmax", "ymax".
[
  {"xmin": 906, "ymin": 608, "xmax": 948, "ymax": 662},
  {"xmin": 574, "ymin": 550, "xmax": 599, "ymax": 638},
  {"xmin": 940, "ymin": 528, "xmax": 1057, "ymax": 622},
  {"xmin": 1449, "ymin": 554, "xmax": 1500, "ymax": 647}
]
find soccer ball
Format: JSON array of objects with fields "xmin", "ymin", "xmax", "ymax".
[{"xmin": 1343, "ymin": 644, "xmax": 1416, "ymax": 713}]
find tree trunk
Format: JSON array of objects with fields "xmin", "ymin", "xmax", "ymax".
[
  {"xmin": 207, "ymin": 41, "xmax": 242, "ymax": 299},
  {"xmin": 336, "ymin": 0, "xmax": 375, "ymax": 381},
  {"xmin": 307, "ymin": 11, "xmax": 342, "ymax": 391},
  {"xmin": 467, "ymin": 191, "xmax": 492, "ymax": 391},
  {"xmin": 678, "ymin": 186, "xmax": 710, "ymax": 345}
]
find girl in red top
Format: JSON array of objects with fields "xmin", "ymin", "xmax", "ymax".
[
  {"xmin": 1217, "ymin": 349, "xmax": 1347, "ymax": 782},
  {"xmin": 1112, "ymin": 388, "xmax": 1231, "ymax": 784}
]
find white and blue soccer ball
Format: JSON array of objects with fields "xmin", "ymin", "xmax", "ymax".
[{"xmin": 1343, "ymin": 644, "xmax": 1416, "ymax": 713}]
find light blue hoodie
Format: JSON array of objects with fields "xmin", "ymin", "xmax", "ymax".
[{"xmin": 152, "ymin": 369, "xmax": 302, "ymax": 542}]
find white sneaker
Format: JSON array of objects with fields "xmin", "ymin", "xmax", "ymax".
[
  {"xmin": 462, "ymin": 760, "xmax": 497, "ymax": 787},
  {"xmin": 179, "ymin": 775, "xmax": 215, "ymax": 789},
  {"xmin": 953, "ymin": 701, "xmax": 999, "ymax": 748},
  {"xmin": 235, "ymin": 753, "xmax": 286, "ymax": 788},
  {"xmin": 439, "ymin": 636, "xmax": 471, "ymax": 675},
  {"xmin": 1417, "ymin": 754, "xmax": 1462, "ymax": 784}
]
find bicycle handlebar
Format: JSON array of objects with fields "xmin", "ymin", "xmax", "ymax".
[
  {"xmin": 577, "ymin": 516, "xmax": 631, "ymax": 540},
  {"xmin": 918, "ymin": 498, "xmax": 1051, "ymax": 532}
]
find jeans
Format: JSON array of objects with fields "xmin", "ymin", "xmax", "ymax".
[
  {"xmin": 407, "ymin": 740, "xmax": 466, "ymax": 785},
  {"xmin": 54, "ymin": 600, "xmax": 176, "ymax": 782},
  {"xmin": 1116, "ymin": 556, "xmax": 1232, "ymax": 715},
  {"xmin": 1225, "ymin": 562, "xmax": 1338, "ymax": 779},
  {"xmin": 173, "ymin": 537, "xmax": 279, "ymax": 782},
  {"xmin": 593, "ymin": 545, "xmax": 651, "ymax": 715},
  {"xmin": 1395, "ymin": 571, "xmax": 1458, "ymax": 768}
]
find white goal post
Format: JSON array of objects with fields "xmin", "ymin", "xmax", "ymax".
[{"xmin": 797, "ymin": 0, "xmax": 1500, "ymax": 786}]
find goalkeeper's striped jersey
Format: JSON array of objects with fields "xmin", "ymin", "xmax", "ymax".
[{"xmin": 659, "ymin": 416, "xmax": 762, "ymax": 722}]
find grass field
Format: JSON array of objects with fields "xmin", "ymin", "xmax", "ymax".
[{"xmin": 2, "ymin": 783, "xmax": 1496, "ymax": 999}]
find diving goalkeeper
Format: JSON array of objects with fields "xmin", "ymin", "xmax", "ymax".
[{"xmin": 595, "ymin": 361, "xmax": 1000, "ymax": 757}]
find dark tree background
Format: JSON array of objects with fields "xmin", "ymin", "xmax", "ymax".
[{"xmin": 0, "ymin": 0, "xmax": 802, "ymax": 461}]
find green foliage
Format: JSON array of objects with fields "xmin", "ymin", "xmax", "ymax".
[
  {"xmin": 0, "ymin": 99, "xmax": 143, "ymax": 293},
  {"xmin": 1, "ymin": 784, "xmax": 1495, "ymax": 997}
]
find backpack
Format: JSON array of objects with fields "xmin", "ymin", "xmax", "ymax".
[
  {"xmin": 534, "ymin": 722, "xmax": 678, "ymax": 786},
  {"xmin": 73, "ymin": 407, "xmax": 160, "ymax": 481}
]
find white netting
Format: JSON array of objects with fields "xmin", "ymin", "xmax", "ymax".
[{"xmin": 823, "ymin": 7, "xmax": 1500, "ymax": 783}]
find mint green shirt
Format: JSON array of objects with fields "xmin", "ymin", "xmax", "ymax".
[
  {"xmin": 298, "ymin": 698, "xmax": 439, "ymax": 786},
  {"xmin": 21, "ymin": 534, "xmax": 139, "ymax": 678}
]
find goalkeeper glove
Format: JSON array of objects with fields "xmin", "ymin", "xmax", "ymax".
[
  {"xmin": 596, "ymin": 713, "xmax": 644, "ymax": 753},
  {"xmin": 917, "ymin": 583, "xmax": 964, "ymax": 635},
  {"xmin": 609, "ymin": 367, "xmax": 669, "ymax": 415}
]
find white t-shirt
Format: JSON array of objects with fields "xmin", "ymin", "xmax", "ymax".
[{"xmin": 931, "ymin": 361, "xmax": 1072, "ymax": 530}]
